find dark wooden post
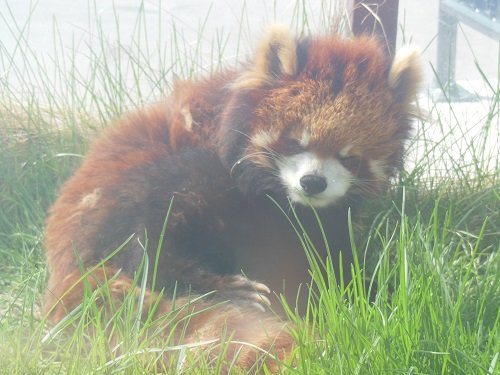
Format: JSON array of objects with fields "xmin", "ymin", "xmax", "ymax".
[{"xmin": 351, "ymin": 0, "xmax": 400, "ymax": 56}]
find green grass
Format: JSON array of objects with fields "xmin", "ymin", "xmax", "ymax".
[{"xmin": 0, "ymin": 1, "xmax": 499, "ymax": 374}]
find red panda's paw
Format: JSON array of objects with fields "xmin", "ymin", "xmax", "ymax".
[{"xmin": 217, "ymin": 275, "xmax": 271, "ymax": 311}]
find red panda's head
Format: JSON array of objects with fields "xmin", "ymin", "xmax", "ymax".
[{"xmin": 219, "ymin": 25, "xmax": 422, "ymax": 208}]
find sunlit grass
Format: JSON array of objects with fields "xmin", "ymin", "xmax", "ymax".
[{"xmin": 0, "ymin": 0, "xmax": 498, "ymax": 374}]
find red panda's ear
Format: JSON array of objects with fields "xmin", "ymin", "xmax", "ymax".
[
  {"xmin": 388, "ymin": 45, "xmax": 423, "ymax": 105},
  {"xmin": 233, "ymin": 24, "xmax": 297, "ymax": 89}
]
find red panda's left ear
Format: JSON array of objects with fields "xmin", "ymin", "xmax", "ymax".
[
  {"xmin": 388, "ymin": 45, "xmax": 423, "ymax": 104},
  {"xmin": 233, "ymin": 24, "xmax": 297, "ymax": 89}
]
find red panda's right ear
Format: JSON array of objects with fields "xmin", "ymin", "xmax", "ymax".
[
  {"xmin": 232, "ymin": 24, "xmax": 297, "ymax": 89},
  {"xmin": 388, "ymin": 45, "xmax": 423, "ymax": 105}
]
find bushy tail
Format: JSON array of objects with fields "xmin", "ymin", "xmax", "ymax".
[{"xmin": 43, "ymin": 266, "xmax": 296, "ymax": 373}]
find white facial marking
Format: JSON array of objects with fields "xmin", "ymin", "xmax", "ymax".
[
  {"xmin": 251, "ymin": 130, "xmax": 278, "ymax": 149},
  {"xmin": 278, "ymin": 152, "xmax": 352, "ymax": 207},
  {"xmin": 299, "ymin": 130, "xmax": 311, "ymax": 148},
  {"xmin": 339, "ymin": 145, "xmax": 353, "ymax": 158},
  {"xmin": 369, "ymin": 160, "xmax": 387, "ymax": 182}
]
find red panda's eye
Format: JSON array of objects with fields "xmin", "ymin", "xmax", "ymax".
[
  {"xmin": 274, "ymin": 138, "xmax": 305, "ymax": 155},
  {"xmin": 339, "ymin": 155, "xmax": 361, "ymax": 169}
]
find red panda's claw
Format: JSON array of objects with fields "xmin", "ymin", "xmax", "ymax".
[
  {"xmin": 218, "ymin": 275, "xmax": 272, "ymax": 310},
  {"xmin": 223, "ymin": 289, "xmax": 272, "ymax": 311},
  {"xmin": 222, "ymin": 275, "xmax": 271, "ymax": 295},
  {"xmin": 252, "ymin": 281, "xmax": 271, "ymax": 295},
  {"xmin": 255, "ymin": 292, "xmax": 272, "ymax": 307}
]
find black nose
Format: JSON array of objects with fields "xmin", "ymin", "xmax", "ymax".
[{"xmin": 300, "ymin": 174, "xmax": 327, "ymax": 195}]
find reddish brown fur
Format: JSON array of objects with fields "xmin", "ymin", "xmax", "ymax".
[{"xmin": 43, "ymin": 26, "xmax": 420, "ymax": 371}]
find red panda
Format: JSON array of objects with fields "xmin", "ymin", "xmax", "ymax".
[{"xmin": 43, "ymin": 25, "xmax": 422, "ymax": 371}]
